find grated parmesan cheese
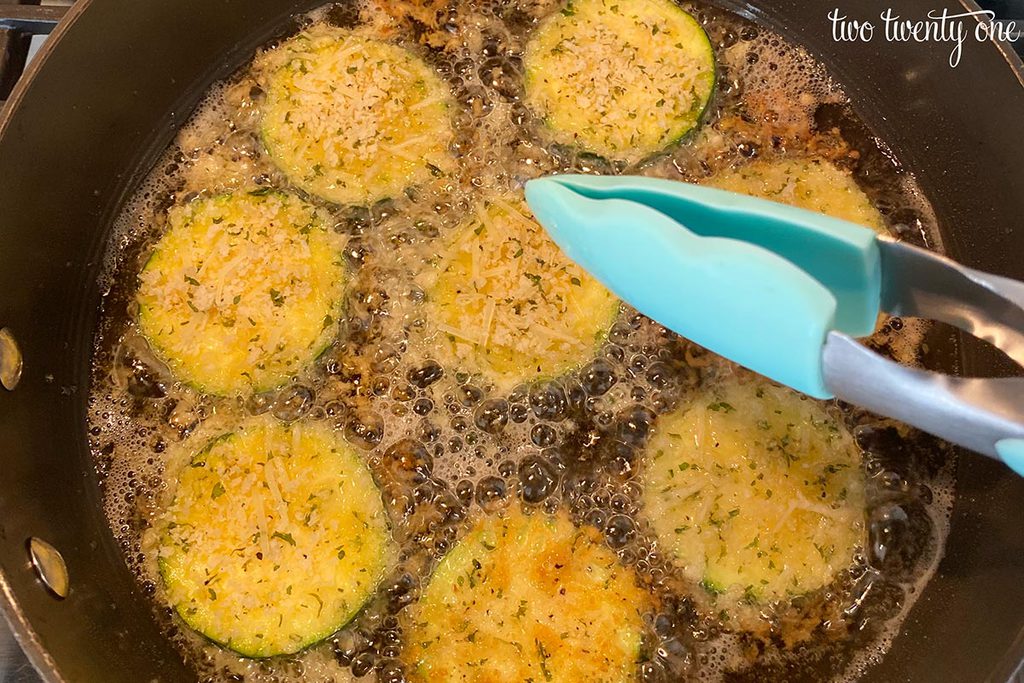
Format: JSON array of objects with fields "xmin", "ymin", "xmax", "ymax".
[
  {"xmin": 524, "ymin": 0, "xmax": 716, "ymax": 162},
  {"xmin": 705, "ymin": 157, "xmax": 889, "ymax": 234},
  {"xmin": 419, "ymin": 191, "xmax": 619, "ymax": 388},
  {"xmin": 137, "ymin": 191, "xmax": 345, "ymax": 395},
  {"xmin": 154, "ymin": 415, "xmax": 394, "ymax": 658},
  {"xmin": 257, "ymin": 24, "xmax": 455, "ymax": 206},
  {"xmin": 640, "ymin": 377, "xmax": 866, "ymax": 627},
  {"xmin": 403, "ymin": 507, "xmax": 650, "ymax": 682}
]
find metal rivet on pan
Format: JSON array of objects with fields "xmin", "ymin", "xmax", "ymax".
[
  {"xmin": 0, "ymin": 327, "xmax": 23, "ymax": 390},
  {"xmin": 27, "ymin": 538, "xmax": 69, "ymax": 599}
]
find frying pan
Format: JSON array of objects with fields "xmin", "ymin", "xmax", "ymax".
[{"xmin": 0, "ymin": 0, "xmax": 1021, "ymax": 681}]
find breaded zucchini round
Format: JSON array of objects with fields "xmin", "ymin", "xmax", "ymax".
[
  {"xmin": 705, "ymin": 157, "xmax": 887, "ymax": 233},
  {"xmin": 137, "ymin": 191, "xmax": 344, "ymax": 395},
  {"xmin": 524, "ymin": 0, "xmax": 715, "ymax": 162},
  {"xmin": 259, "ymin": 26, "xmax": 455, "ymax": 206},
  {"xmin": 641, "ymin": 379, "xmax": 865, "ymax": 606},
  {"xmin": 403, "ymin": 507, "xmax": 649, "ymax": 682},
  {"xmin": 421, "ymin": 192, "xmax": 619, "ymax": 388},
  {"xmin": 157, "ymin": 416, "xmax": 394, "ymax": 658}
]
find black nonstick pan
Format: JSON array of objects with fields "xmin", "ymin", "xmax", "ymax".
[{"xmin": 0, "ymin": 0, "xmax": 1021, "ymax": 681}]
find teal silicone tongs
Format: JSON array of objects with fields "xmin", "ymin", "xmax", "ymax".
[{"xmin": 524, "ymin": 174, "xmax": 1024, "ymax": 476}]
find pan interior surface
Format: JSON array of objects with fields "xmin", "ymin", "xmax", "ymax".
[{"xmin": 0, "ymin": 1, "xmax": 1020, "ymax": 682}]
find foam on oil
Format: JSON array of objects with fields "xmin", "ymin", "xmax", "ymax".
[{"xmin": 88, "ymin": 1, "xmax": 956, "ymax": 681}]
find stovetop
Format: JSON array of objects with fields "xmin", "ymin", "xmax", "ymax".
[
  {"xmin": 0, "ymin": 631, "xmax": 37, "ymax": 683},
  {"xmin": 0, "ymin": 0, "xmax": 1022, "ymax": 681}
]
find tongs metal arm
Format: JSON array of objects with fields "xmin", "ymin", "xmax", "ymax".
[
  {"xmin": 823, "ymin": 238, "xmax": 1024, "ymax": 461},
  {"xmin": 878, "ymin": 237, "xmax": 1024, "ymax": 363}
]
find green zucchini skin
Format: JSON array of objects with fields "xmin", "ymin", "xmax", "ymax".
[
  {"xmin": 258, "ymin": 26, "xmax": 455, "ymax": 207},
  {"xmin": 156, "ymin": 417, "xmax": 395, "ymax": 658},
  {"xmin": 136, "ymin": 190, "xmax": 345, "ymax": 396},
  {"xmin": 641, "ymin": 379, "xmax": 866, "ymax": 621},
  {"xmin": 402, "ymin": 508, "xmax": 650, "ymax": 682},
  {"xmin": 523, "ymin": 0, "xmax": 717, "ymax": 163},
  {"xmin": 420, "ymin": 192, "xmax": 620, "ymax": 390}
]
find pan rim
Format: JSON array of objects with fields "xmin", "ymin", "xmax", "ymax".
[{"xmin": 0, "ymin": 0, "xmax": 92, "ymax": 676}]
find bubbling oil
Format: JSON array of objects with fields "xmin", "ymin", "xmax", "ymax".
[{"xmin": 88, "ymin": 1, "xmax": 956, "ymax": 681}]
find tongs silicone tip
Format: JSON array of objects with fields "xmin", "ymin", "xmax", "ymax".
[
  {"xmin": 997, "ymin": 439, "xmax": 1024, "ymax": 476},
  {"xmin": 524, "ymin": 174, "xmax": 1024, "ymax": 468},
  {"xmin": 525, "ymin": 174, "xmax": 881, "ymax": 398}
]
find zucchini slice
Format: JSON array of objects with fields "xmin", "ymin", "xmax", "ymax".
[
  {"xmin": 259, "ymin": 26, "xmax": 455, "ymax": 206},
  {"xmin": 705, "ymin": 158, "xmax": 887, "ymax": 233},
  {"xmin": 523, "ymin": 0, "xmax": 716, "ymax": 162},
  {"xmin": 421, "ymin": 192, "xmax": 619, "ymax": 389},
  {"xmin": 402, "ymin": 507, "xmax": 649, "ymax": 682},
  {"xmin": 137, "ymin": 191, "xmax": 344, "ymax": 395},
  {"xmin": 640, "ymin": 379, "xmax": 865, "ymax": 606},
  {"xmin": 157, "ymin": 416, "xmax": 394, "ymax": 658}
]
